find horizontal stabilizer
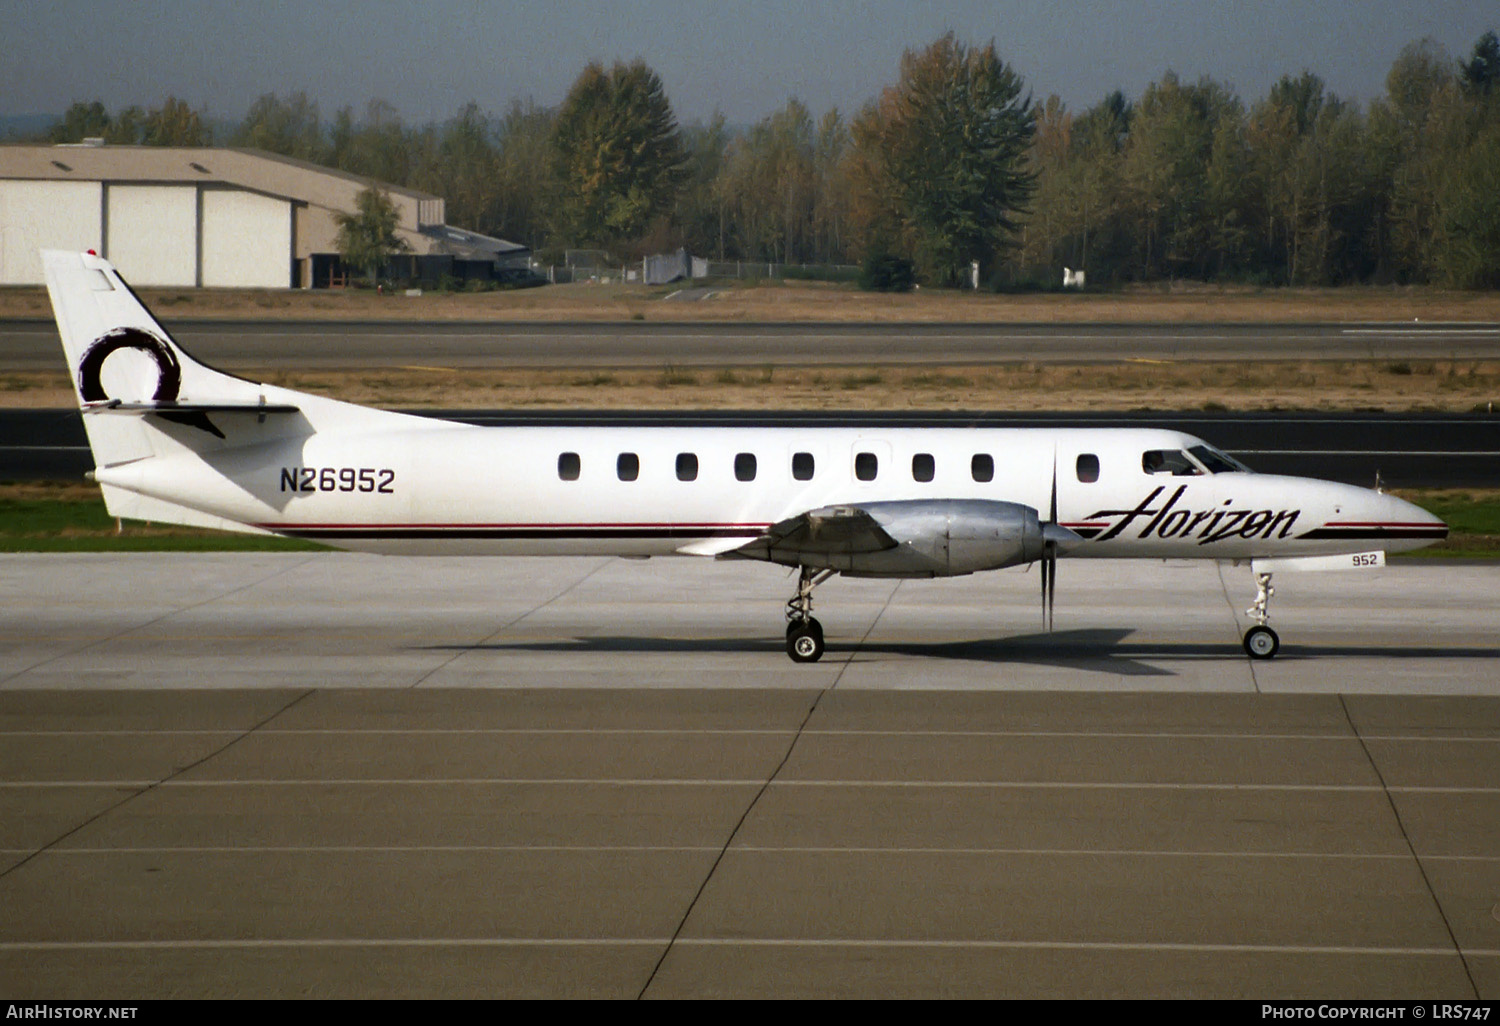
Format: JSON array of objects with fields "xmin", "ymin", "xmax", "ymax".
[
  {"xmin": 82, "ymin": 398, "xmax": 304, "ymax": 440},
  {"xmin": 82, "ymin": 399, "xmax": 301, "ymax": 414}
]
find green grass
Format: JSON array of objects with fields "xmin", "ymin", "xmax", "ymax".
[
  {"xmin": 1402, "ymin": 492, "xmax": 1500, "ymax": 536},
  {"xmin": 1387, "ymin": 490, "xmax": 1500, "ymax": 559},
  {"xmin": 0, "ymin": 492, "xmax": 324, "ymax": 552}
]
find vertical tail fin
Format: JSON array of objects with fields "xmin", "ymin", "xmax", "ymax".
[
  {"xmin": 43, "ymin": 248, "xmax": 412, "ymax": 475},
  {"xmin": 42, "ymin": 249, "xmax": 264, "ymax": 409},
  {"xmin": 40, "ymin": 250, "xmax": 417, "ymax": 533},
  {"xmin": 42, "ymin": 249, "xmax": 283, "ymax": 467}
]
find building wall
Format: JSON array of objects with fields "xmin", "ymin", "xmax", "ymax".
[
  {"xmin": 0, "ymin": 148, "xmax": 512, "ymax": 287},
  {"xmin": 0, "ymin": 180, "xmax": 102, "ymax": 284},
  {"xmin": 107, "ymin": 184, "xmax": 197, "ymax": 286},
  {"xmin": 201, "ymin": 189, "xmax": 291, "ymax": 288}
]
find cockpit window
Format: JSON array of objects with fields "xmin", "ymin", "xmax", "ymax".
[
  {"xmin": 1188, "ymin": 444, "xmax": 1251, "ymax": 474},
  {"xmin": 1142, "ymin": 449, "xmax": 1201, "ymax": 476}
]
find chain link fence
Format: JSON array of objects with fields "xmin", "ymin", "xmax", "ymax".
[{"xmin": 536, "ymin": 258, "xmax": 858, "ymax": 285}]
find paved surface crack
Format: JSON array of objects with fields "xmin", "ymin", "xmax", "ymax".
[
  {"xmin": 636, "ymin": 579, "xmax": 902, "ymax": 997},
  {"xmin": 1, "ymin": 553, "xmax": 324, "ymax": 687},
  {"xmin": 1215, "ymin": 561, "xmax": 1260, "ymax": 693},
  {"xmin": 0, "ymin": 689, "xmax": 315, "ymax": 884},
  {"xmin": 1338, "ymin": 694, "xmax": 1480, "ymax": 998},
  {"xmin": 406, "ymin": 556, "xmax": 612, "ymax": 687}
]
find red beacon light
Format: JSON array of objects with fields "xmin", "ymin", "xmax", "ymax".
[{"xmin": 87, "ymin": 249, "xmax": 97, "ymax": 256}]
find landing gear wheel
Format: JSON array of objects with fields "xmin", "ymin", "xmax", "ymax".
[
  {"xmin": 787, "ymin": 617, "xmax": 823, "ymax": 640},
  {"xmin": 1243, "ymin": 625, "xmax": 1280, "ymax": 660},
  {"xmin": 787, "ymin": 622, "xmax": 825, "ymax": 663}
]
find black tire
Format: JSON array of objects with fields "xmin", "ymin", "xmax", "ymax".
[
  {"xmin": 1243, "ymin": 625, "xmax": 1280, "ymax": 660},
  {"xmin": 787, "ymin": 624, "xmax": 825, "ymax": 663}
]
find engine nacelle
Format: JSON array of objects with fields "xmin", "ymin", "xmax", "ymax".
[
  {"xmin": 828, "ymin": 499, "xmax": 1047, "ymax": 577},
  {"xmin": 850, "ymin": 499, "xmax": 1045, "ymax": 576},
  {"xmin": 733, "ymin": 498, "xmax": 1082, "ymax": 578}
]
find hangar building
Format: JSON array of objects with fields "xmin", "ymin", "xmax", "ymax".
[{"xmin": 0, "ymin": 143, "xmax": 528, "ymax": 288}]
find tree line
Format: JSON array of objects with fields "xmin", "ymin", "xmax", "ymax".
[{"xmin": 33, "ymin": 29, "xmax": 1500, "ymax": 288}]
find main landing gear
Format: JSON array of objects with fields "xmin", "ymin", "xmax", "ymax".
[
  {"xmin": 786, "ymin": 566, "xmax": 835, "ymax": 662},
  {"xmin": 1243, "ymin": 570, "xmax": 1280, "ymax": 660}
]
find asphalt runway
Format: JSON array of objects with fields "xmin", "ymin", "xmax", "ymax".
[
  {"xmin": 5, "ymin": 408, "xmax": 1498, "ymax": 487},
  {"xmin": 4, "ymin": 318, "xmax": 1500, "ymax": 369},
  {"xmin": 2, "ymin": 554, "xmax": 1497, "ymax": 998}
]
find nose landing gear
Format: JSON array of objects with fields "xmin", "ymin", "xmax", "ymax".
[
  {"xmin": 786, "ymin": 566, "xmax": 834, "ymax": 662},
  {"xmin": 1243, "ymin": 571, "xmax": 1280, "ymax": 659}
]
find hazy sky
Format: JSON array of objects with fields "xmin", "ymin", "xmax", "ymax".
[{"xmin": 4, "ymin": 1, "xmax": 1495, "ymax": 126}]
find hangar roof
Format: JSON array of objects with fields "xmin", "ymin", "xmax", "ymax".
[
  {"xmin": 0, "ymin": 144, "xmax": 445, "ymax": 231},
  {"xmin": 419, "ymin": 223, "xmax": 529, "ymax": 259},
  {"xmin": 1, "ymin": 143, "xmax": 534, "ymax": 265}
]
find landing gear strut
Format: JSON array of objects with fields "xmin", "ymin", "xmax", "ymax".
[
  {"xmin": 785, "ymin": 566, "xmax": 834, "ymax": 663},
  {"xmin": 1243, "ymin": 571, "xmax": 1280, "ymax": 660}
]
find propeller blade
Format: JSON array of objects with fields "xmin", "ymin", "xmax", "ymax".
[
  {"xmin": 1042, "ymin": 448, "xmax": 1058, "ymax": 631},
  {"xmin": 1040, "ymin": 547, "xmax": 1049, "ymax": 628},
  {"xmin": 1049, "ymin": 451, "xmax": 1058, "ymax": 524},
  {"xmin": 1047, "ymin": 545, "xmax": 1056, "ymax": 631}
]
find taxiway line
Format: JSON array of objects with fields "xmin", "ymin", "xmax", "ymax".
[
  {"xmin": 3, "ymin": 728, "xmax": 1498, "ymax": 741},
  {"xmin": 8, "ymin": 845, "xmax": 1500, "ymax": 861},
  {"xmin": 6, "ymin": 779, "xmax": 1500, "ymax": 793},
  {"xmin": 0, "ymin": 939, "xmax": 1488, "ymax": 957}
]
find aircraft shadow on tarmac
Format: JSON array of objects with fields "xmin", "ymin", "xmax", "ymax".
[{"xmin": 421, "ymin": 629, "xmax": 1500, "ymax": 677}]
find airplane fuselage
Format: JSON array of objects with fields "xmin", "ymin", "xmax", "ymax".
[{"xmin": 93, "ymin": 418, "xmax": 1445, "ymax": 565}]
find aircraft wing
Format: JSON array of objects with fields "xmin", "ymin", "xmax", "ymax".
[
  {"xmin": 719, "ymin": 498, "xmax": 1059, "ymax": 576},
  {"xmin": 725, "ymin": 504, "xmax": 900, "ymax": 562}
]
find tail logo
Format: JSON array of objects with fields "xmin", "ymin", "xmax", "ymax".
[{"xmin": 77, "ymin": 328, "xmax": 181, "ymax": 403}]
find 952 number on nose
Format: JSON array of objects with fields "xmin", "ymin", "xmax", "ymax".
[{"xmin": 280, "ymin": 467, "xmax": 394, "ymax": 494}]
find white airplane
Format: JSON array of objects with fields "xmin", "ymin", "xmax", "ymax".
[{"xmin": 42, "ymin": 249, "xmax": 1448, "ymax": 663}]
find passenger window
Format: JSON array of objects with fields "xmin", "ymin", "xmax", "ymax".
[
  {"xmin": 558, "ymin": 452, "xmax": 580, "ymax": 481},
  {"xmin": 855, "ymin": 452, "xmax": 878, "ymax": 481},
  {"xmin": 971, "ymin": 453, "xmax": 994, "ymax": 483},
  {"xmin": 1076, "ymin": 453, "xmax": 1100, "ymax": 483},
  {"xmin": 792, "ymin": 452, "xmax": 815, "ymax": 480},
  {"xmin": 912, "ymin": 453, "xmax": 935, "ymax": 482},
  {"xmin": 735, "ymin": 452, "xmax": 757, "ymax": 481},
  {"xmin": 676, "ymin": 453, "xmax": 698, "ymax": 481},
  {"xmin": 617, "ymin": 452, "xmax": 639, "ymax": 481},
  {"xmin": 1142, "ymin": 449, "xmax": 1200, "ymax": 476}
]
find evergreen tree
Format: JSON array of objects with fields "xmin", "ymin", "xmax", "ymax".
[
  {"xmin": 232, "ymin": 92, "xmax": 325, "ymax": 160},
  {"xmin": 863, "ymin": 34, "xmax": 1035, "ymax": 284},
  {"xmin": 142, "ymin": 97, "xmax": 211, "ymax": 146},
  {"xmin": 1460, "ymin": 30, "xmax": 1500, "ymax": 97},
  {"xmin": 104, "ymin": 107, "xmax": 145, "ymax": 145},
  {"xmin": 550, "ymin": 60, "xmax": 687, "ymax": 248},
  {"xmin": 48, "ymin": 101, "xmax": 111, "ymax": 143}
]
